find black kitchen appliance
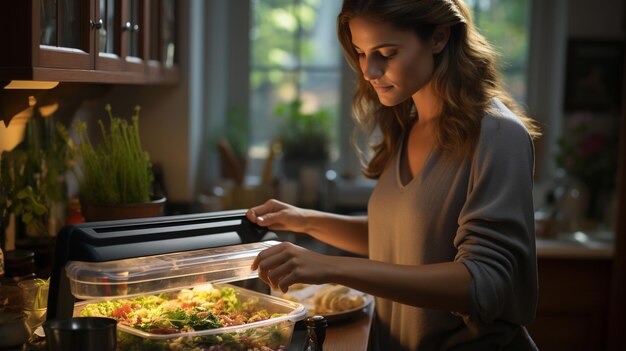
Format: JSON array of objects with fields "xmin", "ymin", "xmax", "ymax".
[{"xmin": 47, "ymin": 209, "xmax": 277, "ymax": 320}]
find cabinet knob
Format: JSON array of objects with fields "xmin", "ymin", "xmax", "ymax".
[
  {"xmin": 124, "ymin": 22, "xmax": 140, "ymax": 32},
  {"xmin": 90, "ymin": 19, "xmax": 103, "ymax": 30}
]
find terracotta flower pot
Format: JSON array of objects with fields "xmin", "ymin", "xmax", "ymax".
[{"xmin": 81, "ymin": 196, "xmax": 166, "ymax": 222}]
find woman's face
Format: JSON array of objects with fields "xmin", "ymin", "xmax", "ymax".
[{"xmin": 349, "ymin": 17, "xmax": 441, "ymax": 106}]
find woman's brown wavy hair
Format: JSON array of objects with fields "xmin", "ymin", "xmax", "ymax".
[{"xmin": 337, "ymin": 0, "xmax": 541, "ymax": 179}]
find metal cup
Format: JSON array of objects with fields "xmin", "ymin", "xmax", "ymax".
[{"xmin": 43, "ymin": 317, "xmax": 117, "ymax": 351}]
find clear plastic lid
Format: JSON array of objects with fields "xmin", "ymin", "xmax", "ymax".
[{"xmin": 65, "ymin": 240, "xmax": 279, "ymax": 300}]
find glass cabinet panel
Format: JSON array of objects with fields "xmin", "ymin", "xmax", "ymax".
[
  {"xmin": 37, "ymin": 0, "xmax": 90, "ymax": 69},
  {"xmin": 40, "ymin": 0, "xmax": 57, "ymax": 46},
  {"xmin": 58, "ymin": 0, "xmax": 82, "ymax": 48},
  {"xmin": 162, "ymin": 0, "xmax": 175, "ymax": 67},
  {"xmin": 148, "ymin": 1, "xmax": 159, "ymax": 61},
  {"xmin": 98, "ymin": 0, "xmax": 119, "ymax": 55},
  {"xmin": 127, "ymin": 0, "xmax": 141, "ymax": 58}
]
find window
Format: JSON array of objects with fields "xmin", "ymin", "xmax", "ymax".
[
  {"xmin": 249, "ymin": 0, "xmax": 343, "ymax": 176},
  {"xmin": 247, "ymin": 0, "xmax": 530, "ymax": 178},
  {"xmin": 467, "ymin": 0, "xmax": 530, "ymax": 104}
]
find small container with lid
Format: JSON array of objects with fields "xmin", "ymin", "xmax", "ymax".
[
  {"xmin": 4, "ymin": 249, "xmax": 36, "ymax": 283},
  {"xmin": 67, "ymin": 240, "xmax": 307, "ymax": 351}
]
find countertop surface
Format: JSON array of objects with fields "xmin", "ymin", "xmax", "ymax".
[
  {"xmin": 288, "ymin": 302, "xmax": 374, "ymax": 351},
  {"xmin": 535, "ymin": 230, "xmax": 614, "ymax": 259}
]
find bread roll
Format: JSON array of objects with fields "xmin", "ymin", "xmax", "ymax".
[{"xmin": 313, "ymin": 284, "xmax": 363, "ymax": 314}]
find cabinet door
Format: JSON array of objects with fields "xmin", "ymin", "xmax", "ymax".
[
  {"xmin": 121, "ymin": 0, "xmax": 145, "ymax": 73},
  {"xmin": 144, "ymin": 0, "xmax": 177, "ymax": 81},
  {"xmin": 161, "ymin": 0, "xmax": 176, "ymax": 70},
  {"xmin": 145, "ymin": 0, "xmax": 161, "ymax": 77},
  {"xmin": 95, "ymin": 0, "xmax": 124, "ymax": 71},
  {"xmin": 37, "ymin": 0, "xmax": 94, "ymax": 70}
]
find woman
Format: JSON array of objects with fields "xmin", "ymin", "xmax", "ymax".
[{"xmin": 247, "ymin": 0, "xmax": 541, "ymax": 349}]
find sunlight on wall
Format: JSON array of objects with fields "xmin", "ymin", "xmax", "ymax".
[{"xmin": 0, "ymin": 106, "xmax": 32, "ymax": 152}]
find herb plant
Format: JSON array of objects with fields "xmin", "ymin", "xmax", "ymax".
[
  {"xmin": 73, "ymin": 104, "xmax": 154, "ymax": 205},
  {"xmin": 0, "ymin": 112, "xmax": 71, "ymax": 244}
]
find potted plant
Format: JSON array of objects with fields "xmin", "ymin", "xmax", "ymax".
[
  {"xmin": 554, "ymin": 111, "xmax": 619, "ymax": 223},
  {"xmin": 0, "ymin": 110, "xmax": 70, "ymax": 257},
  {"xmin": 275, "ymin": 99, "xmax": 332, "ymax": 180},
  {"xmin": 72, "ymin": 104, "xmax": 165, "ymax": 222}
]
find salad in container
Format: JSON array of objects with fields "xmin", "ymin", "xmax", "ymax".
[{"xmin": 65, "ymin": 241, "xmax": 306, "ymax": 351}]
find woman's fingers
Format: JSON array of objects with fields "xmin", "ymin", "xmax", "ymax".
[
  {"xmin": 270, "ymin": 264, "xmax": 301, "ymax": 293},
  {"xmin": 256, "ymin": 211, "xmax": 283, "ymax": 227},
  {"xmin": 251, "ymin": 241, "xmax": 286, "ymax": 270},
  {"xmin": 252, "ymin": 242, "xmax": 329, "ymax": 292},
  {"xmin": 245, "ymin": 208, "xmax": 259, "ymax": 223},
  {"xmin": 246, "ymin": 199, "xmax": 288, "ymax": 225},
  {"xmin": 257, "ymin": 254, "xmax": 290, "ymax": 287}
]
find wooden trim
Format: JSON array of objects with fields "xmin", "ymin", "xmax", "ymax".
[
  {"xmin": 124, "ymin": 56, "xmax": 145, "ymax": 73},
  {"xmin": 142, "ymin": 0, "xmax": 152, "ymax": 62},
  {"xmin": 606, "ymin": 47, "xmax": 626, "ymax": 351},
  {"xmin": 38, "ymin": 46, "xmax": 92, "ymax": 69},
  {"xmin": 97, "ymin": 53, "xmax": 125, "ymax": 71},
  {"xmin": 84, "ymin": 0, "xmax": 93, "ymax": 55},
  {"xmin": 31, "ymin": 67, "xmax": 145, "ymax": 84},
  {"xmin": 145, "ymin": 59, "xmax": 161, "ymax": 78}
]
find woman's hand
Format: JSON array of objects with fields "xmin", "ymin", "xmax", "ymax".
[
  {"xmin": 252, "ymin": 242, "xmax": 473, "ymax": 312},
  {"xmin": 251, "ymin": 241, "xmax": 334, "ymax": 292},
  {"xmin": 246, "ymin": 199, "xmax": 311, "ymax": 233}
]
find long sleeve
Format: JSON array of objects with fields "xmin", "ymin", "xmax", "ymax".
[{"xmin": 454, "ymin": 102, "xmax": 538, "ymax": 325}]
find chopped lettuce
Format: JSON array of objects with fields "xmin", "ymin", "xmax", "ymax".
[{"xmin": 79, "ymin": 300, "xmax": 125, "ymax": 317}]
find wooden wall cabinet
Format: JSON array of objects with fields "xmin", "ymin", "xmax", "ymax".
[
  {"xmin": 0, "ymin": 0, "xmax": 178, "ymax": 84},
  {"xmin": 528, "ymin": 257, "xmax": 612, "ymax": 350}
]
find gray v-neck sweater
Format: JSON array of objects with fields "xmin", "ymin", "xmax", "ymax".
[{"xmin": 368, "ymin": 99, "xmax": 538, "ymax": 351}]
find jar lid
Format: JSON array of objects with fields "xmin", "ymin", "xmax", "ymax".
[{"xmin": 4, "ymin": 250, "xmax": 35, "ymax": 263}]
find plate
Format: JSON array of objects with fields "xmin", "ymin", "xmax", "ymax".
[
  {"xmin": 272, "ymin": 284, "xmax": 374, "ymax": 323},
  {"xmin": 320, "ymin": 293, "xmax": 374, "ymax": 323}
]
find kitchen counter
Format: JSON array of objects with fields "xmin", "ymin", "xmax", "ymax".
[
  {"xmin": 535, "ymin": 230, "xmax": 614, "ymax": 259},
  {"xmin": 289, "ymin": 302, "xmax": 375, "ymax": 351}
]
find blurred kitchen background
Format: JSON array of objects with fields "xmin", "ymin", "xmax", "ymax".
[{"xmin": 0, "ymin": 0, "xmax": 625, "ymax": 350}]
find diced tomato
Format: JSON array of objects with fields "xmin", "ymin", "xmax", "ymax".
[
  {"xmin": 181, "ymin": 302, "xmax": 195, "ymax": 308},
  {"xmin": 111, "ymin": 304, "xmax": 132, "ymax": 319}
]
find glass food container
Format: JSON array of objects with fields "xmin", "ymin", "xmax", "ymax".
[{"xmin": 65, "ymin": 240, "xmax": 306, "ymax": 351}]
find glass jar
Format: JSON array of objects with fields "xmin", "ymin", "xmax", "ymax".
[{"xmin": 4, "ymin": 250, "xmax": 36, "ymax": 283}]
